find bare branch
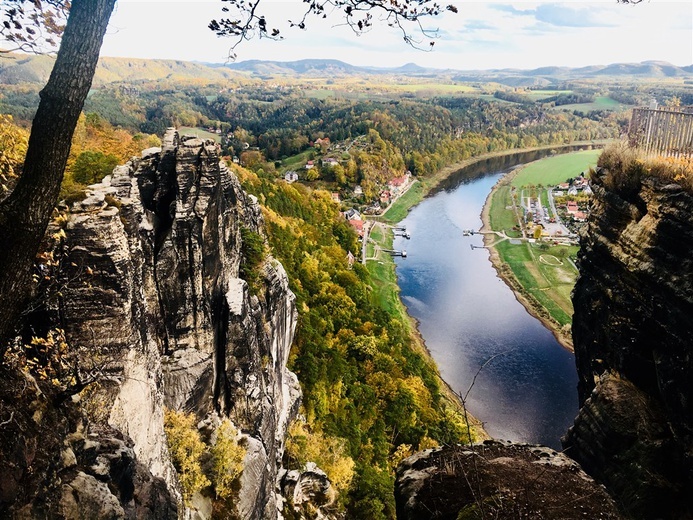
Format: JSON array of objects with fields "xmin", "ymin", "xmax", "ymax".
[
  {"xmin": 0, "ymin": 0, "xmax": 69, "ymax": 54},
  {"xmin": 209, "ymin": 0, "xmax": 457, "ymax": 60}
]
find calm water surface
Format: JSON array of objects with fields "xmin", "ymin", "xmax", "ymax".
[{"xmin": 393, "ymin": 151, "xmax": 582, "ymax": 449}]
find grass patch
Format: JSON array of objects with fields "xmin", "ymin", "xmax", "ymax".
[
  {"xmin": 382, "ymin": 180, "xmax": 425, "ymax": 223},
  {"xmin": 178, "ymin": 126, "xmax": 221, "ymax": 143},
  {"xmin": 554, "ymin": 96, "xmax": 629, "ymax": 113},
  {"xmin": 495, "ymin": 240, "xmax": 577, "ymax": 326},
  {"xmin": 279, "ymin": 150, "xmax": 314, "ymax": 173},
  {"xmin": 524, "ymin": 89, "xmax": 573, "ymax": 101},
  {"xmin": 387, "ymin": 83, "xmax": 478, "ymax": 94},
  {"xmin": 304, "ymin": 89, "xmax": 335, "ymax": 100},
  {"xmin": 365, "ymin": 225, "xmax": 410, "ymax": 323},
  {"xmin": 510, "ymin": 149, "xmax": 601, "ymax": 187},
  {"xmin": 488, "ymin": 184, "xmax": 521, "ymax": 237}
]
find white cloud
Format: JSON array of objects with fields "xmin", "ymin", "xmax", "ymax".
[{"xmin": 99, "ymin": 1, "xmax": 693, "ymax": 69}]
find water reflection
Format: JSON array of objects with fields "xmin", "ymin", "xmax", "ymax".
[{"xmin": 393, "ymin": 153, "xmax": 582, "ymax": 449}]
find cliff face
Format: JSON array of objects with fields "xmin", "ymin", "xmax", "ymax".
[
  {"xmin": 564, "ymin": 169, "xmax": 693, "ymax": 519},
  {"xmin": 1, "ymin": 130, "xmax": 302, "ymax": 519}
]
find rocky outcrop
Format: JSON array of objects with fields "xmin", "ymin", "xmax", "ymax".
[
  {"xmin": 1, "ymin": 130, "xmax": 301, "ymax": 519},
  {"xmin": 394, "ymin": 440, "xmax": 623, "ymax": 519},
  {"xmin": 279, "ymin": 463, "xmax": 337, "ymax": 520},
  {"xmin": 564, "ymin": 169, "xmax": 693, "ymax": 518}
]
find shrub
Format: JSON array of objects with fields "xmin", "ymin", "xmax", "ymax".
[
  {"xmin": 71, "ymin": 150, "xmax": 119, "ymax": 185},
  {"xmin": 239, "ymin": 227, "xmax": 266, "ymax": 294},
  {"xmin": 285, "ymin": 420, "xmax": 355, "ymax": 495},
  {"xmin": 210, "ymin": 419, "xmax": 245, "ymax": 500},
  {"xmin": 598, "ymin": 143, "xmax": 693, "ymax": 193},
  {"xmin": 164, "ymin": 409, "xmax": 210, "ymax": 504}
]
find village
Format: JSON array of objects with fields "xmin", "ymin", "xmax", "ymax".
[
  {"xmin": 516, "ymin": 171, "xmax": 593, "ymax": 244},
  {"xmin": 278, "ymin": 134, "xmax": 416, "ymax": 247}
]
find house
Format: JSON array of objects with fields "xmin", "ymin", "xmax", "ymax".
[
  {"xmin": 349, "ymin": 219, "xmax": 365, "ymax": 237},
  {"xmin": 284, "ymin": 171, "xmax": 299, "ymax": 183},
  {"xmin": 305, "ymin": 161, "xmax": 314, "ymax": 169},
  {"xmin": 315, "ymin": 137, "xmax": 330, "ymax": 147},
  {"xmin": 566, "ymin": 201, "xmax": 579, "ymax": 214},
  {"xmin": 344, "ymin": 208, "xmax": 361, "ymax": 221},
  {"xmin": 380, "ymin": 190, "xmax": 392, "ymax": 204},
  {"xmin": 558, "ymin": 182, "xmax": 570, "ymax": 190},
  {"xmin": 582, "ymin": 185, "xmax": 593, "ymax": 196},
  {"xmin": 568, "ymin": 186, "xmax": 578, "ymax": 196},
  {"xmin": 323, "ymin": 158, "xmax": 339, "ymax": 168},
  {"xmin": 388, "ymin": 173, "xmax": 411, "ymax": 194},
  {"xmin": 573, "ymin": 211, "xmax": 588, "ymax": 222},
  {"xmin": 353, "ymin": 185, "xmax": 363, "ymax": 196},
  {"xmin": 346, "ymin": 251, "xmax": 355, "ymax": 267},
  {"xmin": 331, "ymin": 192, "xmax": 341, "ymax": 203}
]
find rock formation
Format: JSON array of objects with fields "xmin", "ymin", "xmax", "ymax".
[
  {"xmin": 0, "ymin": 130, "xmax": 303, "ymax": 519},
  {"xmin": 394, "ymin": 440, "xmax": 623, "ymax": 519},
  {"xmin": 564, "ymin": 168, "xmax": 693, "ymax": 519}
]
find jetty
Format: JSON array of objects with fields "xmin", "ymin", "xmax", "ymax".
[{"xmin": 382, "ymin": 249, "xmax": 408, "ymax": 258}]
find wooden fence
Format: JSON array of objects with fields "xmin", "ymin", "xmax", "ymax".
[{"xmin": 628, "ymin": 107, "xmax": 693, "ymax": 157}]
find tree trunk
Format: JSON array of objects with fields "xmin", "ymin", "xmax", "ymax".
[{"xmin": 0, "ymin": 0, "xmax": 116, "ymax": 349}]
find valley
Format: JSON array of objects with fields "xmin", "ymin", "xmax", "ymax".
[{"xmin": 1, "ymin": 51, "xmax": 692, "ymax": 519}]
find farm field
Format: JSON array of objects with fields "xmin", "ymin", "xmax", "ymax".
[
  {"xmin": 510, "ymin": 149, "xmax": 602, "ymax": 187},
  {"xmin": 553, "ymin": 96, "xmax": 629, "ymax": 113},
  {"xmin": 178, "ymin": 126, "xmax": 221, "ymax": 143}
]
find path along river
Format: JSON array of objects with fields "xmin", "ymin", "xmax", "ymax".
[{"xmin": 392, "ymin": 149, "xmax": 591, "ymax": 449}]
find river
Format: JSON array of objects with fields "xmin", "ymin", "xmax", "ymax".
[{"xmin": 392, "ymin": 149, "xmax": 587, "ymax": 449}]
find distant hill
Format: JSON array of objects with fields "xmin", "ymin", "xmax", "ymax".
[
  {"xmin": 0, "ymin": 53, "xmax": 241, "ymax": 86},
  {"xmin": 1, "ymin": 53, "xmax": 691, "ymax": 87},
  {"xmin": 223, "ymin": 59, "xmax": 693, "ymax": 83},
  {"xmin": 223, "ymin": 58, "xmax": 360, "ymax": 76}
]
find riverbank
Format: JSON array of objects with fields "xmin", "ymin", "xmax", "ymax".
[
  {"xmin": 365, "ymin": 220, "xmax": 489, "ymax": 441},
  {"xmin": 382, "ymin": 140, "xmax": 611, "ymax": 224},
  {"xmin": 480, "ymin": 171, "xmax": 575, "ymax": 351}
]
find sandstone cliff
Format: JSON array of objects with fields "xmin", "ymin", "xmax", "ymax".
[
  {"xmin": 564, "ymin": 167, "xmax": 693, "ymax": 519},
  {"xmin": 395, "ymin": 440, "xmax": 623, "ymax": 519},
  {"xmin": 1, "ymin": 130, "xmax": 305, "ymax": 519}
]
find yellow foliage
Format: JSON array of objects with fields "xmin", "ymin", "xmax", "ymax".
[
  {"xmin": 210, "ymin": 419, "xmax": 246, "ymax": 500},
  {"xmin": 403, "ymin": 376, "xmax": 436, "ymax": 423},
  {"xmin": 0, "ymin": 114, "xmax": 29, "ymax": 192},
  {"xmin": 389, "ymin": 443, "xmax": 413, "ymax": 470},
  {"xmin": 163, "ymin": 409, "xmax": 210, "ymax": 504},
  {"xmin": 286, "ymin": 420, "xmax": 355, "ymax": 493},
  {"xmin": 598, "ymin": 143, "xmax": 693, "ymax": 193}
]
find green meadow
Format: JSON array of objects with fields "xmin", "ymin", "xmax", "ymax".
[{"xmin": 510, "ymin": 149, "xmax": 602, "ymax": 187}]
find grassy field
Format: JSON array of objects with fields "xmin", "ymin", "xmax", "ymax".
[
  {"xmin": 495, "ymin": 240, "xmax": 578, "ymax": 326},
  {"xmin": 386, "ymin": 83, "xmax": 478, "ymax": 94},
  {"xmin": 488, "ymin": 184, "xmax": 521, "ymax": 237},
  {"xmin": 524, "ymin": 89, "xmax": 573, "ymax": 101},
  {"xmin": 485, "ymin": 150, "xmax": 597, "ymax": 329},
  {"xmin": 365, "ymin": 224, "xmax": 411, "ymax": 324},
  {"xmin": 278, "ymin": 150, "xmax": 313, "ymax": 172},
  {"xmin": 178, "ymin": 126, "xmax": 221, "ymax": 143},
  {"xmin": 554, "ymin": 96, "xmax": 629, "ymax": 113},
  {"xmin": 510, "ymin": 149, "xmax": 602, "ymax": 187},
  {"xmin": 382, "ymin": 181, "xmax": 426, "ymax": 223}
]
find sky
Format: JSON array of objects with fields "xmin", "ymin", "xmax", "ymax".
[{"xmin": 98, "ymin": 0, "xmax": 693, "ymax": 70}]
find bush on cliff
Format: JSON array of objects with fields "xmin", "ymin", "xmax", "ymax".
[{"xmin": 598, "ymin": 142, "xmax": 693, "ymax": 193}]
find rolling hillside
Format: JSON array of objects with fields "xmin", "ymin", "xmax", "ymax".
[{"xmin": 1, "ymin": 53, "xmax": 690, "ymax": 87}]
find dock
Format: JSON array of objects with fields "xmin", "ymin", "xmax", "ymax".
[{"xmin": 382, "ymin": 249, "xmax": 408, "ymax": 258}]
